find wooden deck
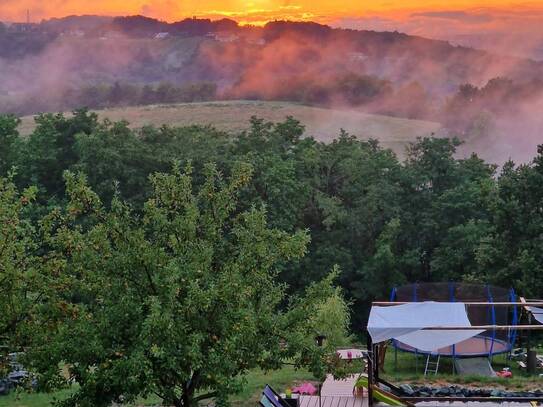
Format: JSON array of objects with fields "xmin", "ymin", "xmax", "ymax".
[
  {"xmin": 299, "ymin": 395, "xmax": 368, "ymax": 407},
  {"xmin": 321, "ymin": 374, "xmax": 360, "ymax": 397},
  {"xmin": 299, "ymin": 374, "xmax": 367, "ymax": 407}
]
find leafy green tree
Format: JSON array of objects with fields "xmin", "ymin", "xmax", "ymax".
[
  {"xmin": 0, "ymin": 115, "xmax": 22, "ymax": 175},
  {"xmin": 232, "ymin": 117, "xmax": 312, "ymax": 231},
  {"xmin": 476, "ymin": 148, "xmax": 543, "ymax": 295},
  {"xmin": 0, "ymin": 177, "xmax": 39, "ymax": 350},
  {"xmin": 31, "ymin": 164, "xmax": 344, "ymax": 407},
  {"xmin": 311, "ymin": 270, "xmax": 352, "ymax": 348},
  {"xmin": 73, "ymin": 120, "xmax": 148, "ymax": 204},
  {"xmin": 5, "ymin": 110, "xmax": 543, "ymax": 350},
  {"xmin": 358, "ymin": 218, "xmax": 406, "ymax": 304},
  {"xmin": 19, "ymin": 109, "xmax": 99, "ymax": 200},
  {"xmin": 74, "ymin": 122, "xmax": 229, "ymax": 205}
]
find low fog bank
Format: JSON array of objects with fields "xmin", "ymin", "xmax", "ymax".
[
  {"xmin": 1, "ymin": 18, "xmax": 542, "ymax": 164},
  {"xmin": 335, "ymin": 6, "xmax": 543, "ymax": 61}
]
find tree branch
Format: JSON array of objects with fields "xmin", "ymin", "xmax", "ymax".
[{"xmin": 193, "ymin": 391, "xmax": 219, "ymax": 403}]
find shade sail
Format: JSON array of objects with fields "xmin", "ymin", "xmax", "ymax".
[{"xmin": 368, "ymin": 302, "xmax": 485, "ymax": 352}]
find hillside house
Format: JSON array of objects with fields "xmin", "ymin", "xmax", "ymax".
[{"xmin": 154, "ymin": 32, "xmax": 170, "ymax": 39}]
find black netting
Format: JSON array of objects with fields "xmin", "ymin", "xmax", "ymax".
[{"xmin": 390, "ymin": 283, "xmax": 516, "ymax": 357}]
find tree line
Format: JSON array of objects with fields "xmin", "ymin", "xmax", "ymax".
[
  {"xmin": 1, "ymin": 110, "xmax": 543, "ymax": 404},
  {"xmin": 0, "ymin": 82, "xmax": 218, "ymax": 116}
]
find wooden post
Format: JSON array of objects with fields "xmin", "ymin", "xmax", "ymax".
[
  {"xmin": 318, "ymin": 383, "xmax": 322, "ymax": 407},
  {"xmin": 527, "ymin": 312, "xmax": 536, "ymax": 374},
  {"xmin": 367, "ymin": 335, "xmax": 374, "ymax": 407},
  {"xmin": 374, "ymin": 343, "xmax": 380, "ymax": 383}
]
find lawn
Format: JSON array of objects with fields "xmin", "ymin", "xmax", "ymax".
[
  {"xmin": 0, "ymin": 388, "xmax": 76, "ymax": 407},
  {"xmin": 231, "ymin": 366, "xmax": 316, "ymax": 407},
  {"xmin": 381, "ymin": 345, "xmax": 543, "ymax": 390},
  {"xmin": 3, "ymin": 345, "xmax": 542, "ymax": 406},
  {"xmin": 0, "ymin": 366, "xmax": 317, "ymax": 407}
]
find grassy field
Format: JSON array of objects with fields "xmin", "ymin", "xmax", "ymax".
[{"xmin": 18, "ymin": 101, "xmax": 444, "ymax": 155}]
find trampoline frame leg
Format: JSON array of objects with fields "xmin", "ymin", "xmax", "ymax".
[{"xmin": 394, "ymin": 346, "xmax": 397, "ymax": 373}]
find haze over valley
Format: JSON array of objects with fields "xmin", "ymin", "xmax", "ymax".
[{"xmin": 1, "ymin": 14, "xmax": 542, "ymax": 163}]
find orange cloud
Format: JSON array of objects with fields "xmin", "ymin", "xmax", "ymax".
[
  {"xmin": 2, "ymin": 0, "xmax": 543, "ymax": 59},
  {"xmin": 1, "ymin": 0, "xmax": 542, "ymax": 23}
]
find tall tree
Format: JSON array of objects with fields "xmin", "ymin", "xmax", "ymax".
[
  {"xmin": 31, "ymin": 164, "xmax": 345, "ymax": 407},
  {"xmin": 19, "ymin": 109, "xmax": 99, "ymax": 200},
  {"xmin": 0, "ymin": 177, "xmax": 40, "ymax": 350},
  {"xmin": 0, "ymin": 115, "xmax": 22, "ymax": 175}
]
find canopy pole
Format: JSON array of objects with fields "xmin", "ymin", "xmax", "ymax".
[
  {"xmin": 374, "ymin": 343, "xmax": 380, "ymax": 382},
  {"xmin": 373, "ymin": 301, "xmax": 543, "ymax": 306},
  {"xmin": 367, "ymin": 334, "xmax": 374, "ymax": 407},
  {"xmin": 368, "ymin": 325, "xmax": 543, "ymax": 331},
  {"xmin": 509, "ymin": 289, "xmax": 518, "ymax": 349}
]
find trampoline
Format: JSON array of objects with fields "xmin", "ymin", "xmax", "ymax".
[{"xmin": 389, "ymin": 283, "xmax": 518, "ymax": 358}]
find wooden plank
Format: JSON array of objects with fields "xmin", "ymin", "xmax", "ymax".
[
  {"xmin": 321, "ymin": 374, "xmax": 359, "ymax": 397},
  {"xmin": 300, "ymin": 395, "xmax": 367, "ymax": 407},
  {"xmin": 299, "ymin": 396, "xmax": 317, "ymax": 407}
]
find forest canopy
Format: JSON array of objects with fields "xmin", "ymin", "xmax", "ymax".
[
  {"xmin": 2, "ymin": 110, "xmax": 543, "ymax": 404},
  {"xmin": 2, "ymin": 110, "xmax": 543, "ymax": 320}
]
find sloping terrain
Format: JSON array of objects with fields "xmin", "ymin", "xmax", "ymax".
[{"xmin": 19, "ymin": 101, "xmax": 444, "ymax": 153}]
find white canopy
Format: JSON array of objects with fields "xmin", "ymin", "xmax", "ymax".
[
  {"xmin": 368, "ymin": 302, "xmax": 485, "ymax": 352},
  {"xmin": 527, "ymin": 306, "xmax": 543, "ymax": 324}
]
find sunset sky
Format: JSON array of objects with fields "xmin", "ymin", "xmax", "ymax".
[
  {"xmin": 0, "ymin": 0, "xmax": 540, "ymax": 24},
  {"xmin": 2, "ymin": 0, "xmax": 543, "ymax": 58}
]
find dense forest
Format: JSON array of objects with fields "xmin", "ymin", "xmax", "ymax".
[
  {"xmin": 3, "ymin": 110, "xmax": 543, "ymax": 321},
  {"xmin": 3, "ymin": 110, "xmax": 543, "ymax": 404}
]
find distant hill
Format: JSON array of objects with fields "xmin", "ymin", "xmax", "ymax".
[
  {"xmin": 40, "ymin": 15, "xmax": 113, "ymax": 33},
  {"xmin": 3, "ymin": 17, "xmax": 542, "ymax": 94},
  {"xmin": 2, "ymin": 16, "xmax": 543, "ymax": 151},
  {"xmin": 20, "ymin": 100, "xmax": 527, "ymax": 163}
]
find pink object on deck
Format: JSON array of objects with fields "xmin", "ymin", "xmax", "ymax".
[{"xmin": 293, "ymin": 383, "xmax": 318, "ymax": 395}]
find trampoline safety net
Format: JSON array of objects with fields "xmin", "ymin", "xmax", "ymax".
[{"xmin": 389, "ymin": 283, "xmax": 518, "ymax": 358}]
